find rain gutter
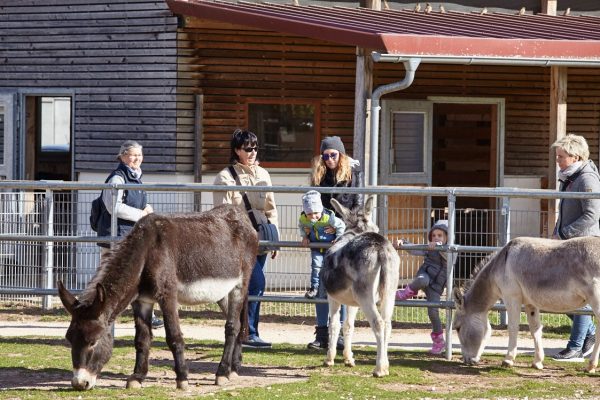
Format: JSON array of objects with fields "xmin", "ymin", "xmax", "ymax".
[
  {"xmin": 369, "ymin": 58, "xmax": 421, "ymax": 187},
  {"xmin": 372, "ymin": 52, "xmax": 600, "ymax": 68}
]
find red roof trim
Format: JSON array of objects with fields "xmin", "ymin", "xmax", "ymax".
[
  {"xmin": 381, "ymin": 35, "xmax": 600, "ymax": 59},
  {"xmin": 166, "ymin": 0, "xmax": 600, "ymax": 61}
]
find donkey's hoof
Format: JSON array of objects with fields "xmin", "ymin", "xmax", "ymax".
[
  {"xmin": 215, "ymin": 375, "xmax": 229, "ymax": 386},
  {"xmin": 501, "ymin": 359, "xmax": 514, "ymax": 368},
  {"xmin": 324, "ymin": 360, "xmax": 335, "ymax": 367},
  {"xmin": 372, "ymin": 368, "xmax": 389, "ymax": 378},
  {"xmin": 126, "ymin": 378, "xmax": 142, "ymax": 389},
  {"xmin": 344, "ymin": 359, "xmax": 355, "ymax": 367},
  {"xmin": 228, "ymin": 371, "xmax": 239, "ymax": 380},
  {"xmin": 585, "ymin": 364, "xmax": 596, "ymax": 373},
  {"xmin": 176, "ymin": 380, "xmax": 190, "ymax": 391},
  {"xmin": 532, "ymin": 362, "xmax": 544, "ymax": 370}
]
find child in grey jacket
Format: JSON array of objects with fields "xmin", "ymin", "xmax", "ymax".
[{"xmin": 395, "ymin": 220, "xmax": 452, "ymax": 355}]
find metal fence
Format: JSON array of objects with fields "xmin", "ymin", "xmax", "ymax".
[{"xmin": 0, "ymin": 181, "xmax": 591, "ymax": 332}]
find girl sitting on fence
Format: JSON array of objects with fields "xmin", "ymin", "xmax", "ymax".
[{"xmin": 394, "ymin": 220, "xmax": 453, "ymax": 355}]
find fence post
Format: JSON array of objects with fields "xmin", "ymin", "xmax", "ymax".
[
  {"xmin": 42, "ymin": 189, "xmax": 54, "ymax": 310},
  {"xmin": 498, "ymin": 196, "xmax": 511, "ymax": 327},
  {"xmin": 444, "ymin": 190, "xmax": 456, "ymax": 360},
  {"xmin": 110, "ymin": 188, "xmax": 118, "ymax": 249}
]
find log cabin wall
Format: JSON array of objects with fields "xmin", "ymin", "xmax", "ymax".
[
  {"xmin": 178, "ymin": 19, "xmax": 356, "ymax": 173},
  {"xmin": 0, "ymin": 0, "xmax": 181, "ymax": 174},
  {"xmin": 180, "ymin": 19, "xmax": 600, "ymax": 177}
]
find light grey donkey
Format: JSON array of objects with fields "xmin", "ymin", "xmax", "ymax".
[
  {"xmin": 321, "ymin": 196, "xmax": 400, "ymax": 377},
  {"xmin": 453, "ymin": 236, "xmax": 600, "ymax": 372}
]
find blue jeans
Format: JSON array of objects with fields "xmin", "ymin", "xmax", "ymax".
[
  {"xmin": 310, "ymin": 249, "xmax": 324, "ymax": 289},
  {"xmin": 315, "ymin": 281, "xmax": 346, "ymax": 327},
  {"xmin": 567, "ymin": 306, "xmax": 596, "ymax": 351},
  {"xmin": 248, "ymin": 254, "xmax": 268, "ymax": 339}
]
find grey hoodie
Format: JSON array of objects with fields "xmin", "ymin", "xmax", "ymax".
[{"xmin": 556, "ymin": 160, "xmax": 600, "ymax": 239}]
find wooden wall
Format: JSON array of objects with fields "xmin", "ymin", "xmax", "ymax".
[
  {"xmin": 0, "ymin": 0, "xmax": 182, "ymax": 173},
  {"xmin": 178, "ymin": 19, "xmax": 356, "ymax": 172},
  {"xmin": 372, "ymin": 64, "xmax": 599, "ymax": 179},
  {"xmin": 181, "ymin": 19, "xmax": 600, "ymax": 177}
]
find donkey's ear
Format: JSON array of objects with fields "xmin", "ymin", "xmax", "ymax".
[
  {"xmin": 363, "ymin": 195, "xmax": 375, "ymax": 216},
  {"xmin": 330, "ymin": 198, "xmax": 350, "ymax": 220},
  {"xmin": 90, "ymin": 283, "xmax": 107, "ymax": 315},
  {"xmin": 58, "ymin": 280, "xmax": 78, "ymax": 315},
  {"xmin": 452, "ymin": 286, "xmax": 464, "ymax": 309}
]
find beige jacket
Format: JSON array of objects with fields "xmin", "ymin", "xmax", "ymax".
[{"xmin": 213, "ymin": 162, "xmax": 279, "ymax": 228}]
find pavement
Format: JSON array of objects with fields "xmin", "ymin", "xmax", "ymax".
[{"xmin": 0, "ymin": 319, "xmax": 570, "ymax": 358}]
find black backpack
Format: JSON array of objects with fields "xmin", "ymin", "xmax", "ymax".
[{"xmin": 89, "ymin": 195, "xmax": 105, "ymax": 232}]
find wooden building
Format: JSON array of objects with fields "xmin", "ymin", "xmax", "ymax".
[{"xmin": 1, "ymin": 0, "xmax": 600, "ymax": 237}]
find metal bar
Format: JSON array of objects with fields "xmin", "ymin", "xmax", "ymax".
[
  {"xmin": 0, "ymin": 288, "xmax": 594, "ymax": 316},
  {"xmin": 444, "ymin": 191, "xmax": 456, "ymax": 360},
  {"xmin": 42, "ymin": 189, "xmax": 54, "ymax": 310}
]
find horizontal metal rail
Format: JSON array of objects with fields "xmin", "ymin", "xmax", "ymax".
[{"xmin": 0, "ymin": 288, "xmax": 594, "ymax": 316}]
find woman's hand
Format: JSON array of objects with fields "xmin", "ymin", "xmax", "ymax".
[
  {"xmin": 142, "ymin": 205, "xmax": 154, "ymax": 216},
  {"xmin": 301, "ymin": 237, "xmax": 310, "ymax": 247}
]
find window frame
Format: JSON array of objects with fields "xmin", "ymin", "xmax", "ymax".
[
  {"xmin": 245, "ymin": 98, "xmax": 321, "ymax": 168},
  {"xmin": 380, "ymin": 100, "xmax": 433, "ymax": 185}
]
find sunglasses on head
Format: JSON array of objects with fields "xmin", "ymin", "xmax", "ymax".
[
  {"xmin": 322, "ymin": 152, "xmax": 338, "ymax": 161},
  {"xmin": 243, "ymin": 147, "xmax": 257, "ymax": 153}
]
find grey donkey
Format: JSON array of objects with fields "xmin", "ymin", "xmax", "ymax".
[{"xmin": 321, "ymin": 196, "xmax": 400, "ymax": 377}]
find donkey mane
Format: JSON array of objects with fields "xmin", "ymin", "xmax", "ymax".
[
  {"xmin": 460, "ymin": 244, "xmax": 513, "ymax": 296},
  {"xmin": 79, "ymin": 238, "xmax": 140, "ymax": 305}
]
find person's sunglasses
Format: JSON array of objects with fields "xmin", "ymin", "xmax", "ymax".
[
  {"xmin": 243, "ymin": 147, "xmax": 257, "ymax": 153},
  {"xmin": 322, "ymin": 152, "xmax": 338, "ymax": 161}
]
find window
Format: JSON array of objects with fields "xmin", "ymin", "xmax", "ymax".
[
  {"xmin": 392, "ymin": 112, "xmax": 425, "ymax": 174},
  {"xmin": 380, "ymin": 100, "xmax": 432, "ymax": 185},
  {"xmin": 248, "ymin": 101, "xmax": 319, "ymax": 167},
  {"xmin": 40, "ymin": 97, "xmax": 71, "ymax": 152}
]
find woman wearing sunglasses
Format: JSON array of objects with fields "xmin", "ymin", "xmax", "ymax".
[
  {"xmin": 213, "ymin": 129, "xmax": 279, "ymax": 349},
  {"xmin": 306, "ymin": 136, "xmax": 363, "ymax": 350}
]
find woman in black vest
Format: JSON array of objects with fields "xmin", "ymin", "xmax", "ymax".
[{"xmin": 96, "ymin": 140, "xmax": 160, "ymax": 327}]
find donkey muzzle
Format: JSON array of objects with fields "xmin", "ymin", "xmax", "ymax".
[{"xmin": 72, "ymin": 369, "xmax": 97, "ymax": 390}]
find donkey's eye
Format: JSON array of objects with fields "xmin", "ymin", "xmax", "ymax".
[{"xmin": 89, "ymin": 340, "xmax": 98, "ymax": 348}]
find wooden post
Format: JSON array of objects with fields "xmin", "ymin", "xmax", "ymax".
[
  {"xmin": 541, "ymin": 0, "xmax": 557, "ymax": 15},
  {"xmin": 547, "ymin": 66, "xmax": 567, "ymax": 236},
  {"xmin": 354, "ymin": 0, "xmax": 379, "ymax": 185},
  {"xmin": 353, "ymin": 49, "xmax": 373, "ymax": 184}
]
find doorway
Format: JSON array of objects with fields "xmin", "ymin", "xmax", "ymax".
[
  {"xmin": 431, "ymin": 102, "xmax": 497, "ymax": 280},
  {"xmin": 21, "ymin": 94, "xmax": 75, "ymax": 285}
]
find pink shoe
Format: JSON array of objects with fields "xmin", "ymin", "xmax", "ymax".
[
  {"xmin": 395, "ymin": 286, "xmax": 416, "ymax": 301},
  {"xmin": 430, "ymin": 331, "xmax": 445, "ymax": 355}
]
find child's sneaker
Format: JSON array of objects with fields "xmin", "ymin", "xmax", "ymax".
[
  {"xmin": 395, "ymin": 286, "xmax": 416, "ymax": 301},
  {"xmin": 430, "ymin": 331, "xmax": 445, "ymax": 355},
  {"xmin": 305, "ymin": 287, "xmax": 318, "ymax": 299}
]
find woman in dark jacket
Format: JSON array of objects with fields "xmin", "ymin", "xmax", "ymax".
[
  {"xmin": 306, "ymin": 136, "xmax": 363, "ymax": 350},
  {"xmin": 96, "ymin": 140, "xmax": 159, "ymax": 327}
]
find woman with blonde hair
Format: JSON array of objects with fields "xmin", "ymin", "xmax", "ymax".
[
  {"xmin": 550, "ymin": 133, "xmax": 600, "ymax": 361},
  {"xmin": 305, "ymin": 136, "xmax": 362, "ymax": 350},
  {"xmin": 310, "ymin": 136, "xmax": 362, "ymax": 213}
]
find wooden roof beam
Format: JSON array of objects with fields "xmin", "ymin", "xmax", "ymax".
[{"xmin": 541, "ymin": 0, "xmax": 557, "ymax": 16}]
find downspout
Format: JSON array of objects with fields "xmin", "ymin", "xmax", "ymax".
[{"xmin": 369, "ymin": 58, "xmax": 421, "ymax": 187}]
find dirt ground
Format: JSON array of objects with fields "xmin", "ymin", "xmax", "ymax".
[{"xmin": 1, "ymin": 310, "xmax": 598, "ymax": 398}]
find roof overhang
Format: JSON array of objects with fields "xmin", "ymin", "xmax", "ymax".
[{"xmin": 167, "ymin": 0, "xmax": 600, "ymax": 66}]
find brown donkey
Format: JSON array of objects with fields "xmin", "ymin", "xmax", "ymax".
[{"xmin": 58, "ymin": 205, "xmax": 257, "ymax": 390}]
